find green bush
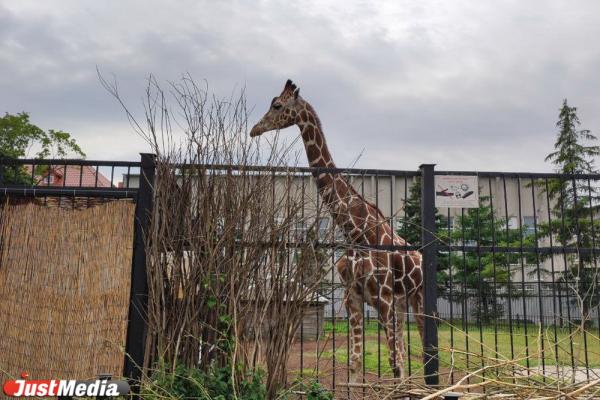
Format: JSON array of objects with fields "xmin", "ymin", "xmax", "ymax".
[
  {"xmin": 279, "ymin": 380, "xmax": 333, "ymax": 400},
  {"xmin": 304, "ymin": 380, "xmax": 333, "ymax": 400},
  {"xmin": 141, "ymin": 362, "xmax": 266, "ymax": 400}
]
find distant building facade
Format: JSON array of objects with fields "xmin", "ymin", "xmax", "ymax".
[{"xmin": 121, "ymin": 170, "xmax": 596, "ymax": 325}]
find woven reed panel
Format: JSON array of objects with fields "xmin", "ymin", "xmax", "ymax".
[{"xmin": 0, "ymin": 201, "xmax": 135, "ymax": 384}]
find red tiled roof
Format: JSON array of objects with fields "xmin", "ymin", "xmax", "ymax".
[{"xmin": 25, "ymin": 165, "xmax": 112, "ymax": 187}]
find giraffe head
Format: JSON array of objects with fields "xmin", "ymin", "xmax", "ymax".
[{"xmin": 250, "ymin": 79, "xmax": 303, "ymax": 137}]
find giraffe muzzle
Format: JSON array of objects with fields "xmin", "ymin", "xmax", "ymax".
[{"xmin": 249, "ymin": 125, "xmax": 263, "ymax": 137}]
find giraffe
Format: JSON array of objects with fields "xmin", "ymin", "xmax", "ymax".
[{"xmin": 250, "ymin": 80, "xmax": 424, "ymax": 380}]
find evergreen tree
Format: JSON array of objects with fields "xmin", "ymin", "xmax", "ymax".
[
  {"xmin": 399, "ymin": 177, "xmax": 535, "ymax": 323},
  {"xmin": 396, "ymin": 177, "xmax": 450, "ymax": 286},
  {"xmin": 545, "ymin": 100, "xmax": 599, "ymax": 177},
  {"xmin": 449, "ymin": 196, "xmax": 536, "ymax": 323},
  {"xmin": 539, "ymin": 99, "xmax": 600, "ymax": 320}
]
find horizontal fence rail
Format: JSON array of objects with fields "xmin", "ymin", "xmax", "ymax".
[
  {"xmin": 0, "ymin": 187, "xmax": 138, "ymax": 198},
  {"xmin": 0, "ymin": 157, "xmax": 141, "ymax": 190}
]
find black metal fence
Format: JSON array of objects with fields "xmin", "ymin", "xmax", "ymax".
[
  {"xmin": 2, "ymin": 157, "xmax": 599, "ymax": 392},
  {"xmin": 0, "ymin": 155, "xmax": 153, "ymax": 387},
  {"xmin": 432, "ymin": 170, "xmax": 600, "ymax": 388}
]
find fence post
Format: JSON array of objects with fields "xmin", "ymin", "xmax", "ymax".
[
  {"xmin": 123, "ymin": 153, "xmax": 156, "ymax": 387},
  {"xmin": 420, "ymin": 163, "xmax": 439, "ymax": 386}
]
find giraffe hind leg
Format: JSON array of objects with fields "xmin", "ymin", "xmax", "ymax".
[
  {"xmin": 381, "ymin": 294, "xmax": 406, "ymax": 379},
  {"xmin": 345, "ymin": 287, "xmax": 364, "ymax": 383}
]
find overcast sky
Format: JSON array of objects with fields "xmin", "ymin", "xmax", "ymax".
[{"xmin": 1, "ymin": 1, "xmax": 599, "ymax": 172}]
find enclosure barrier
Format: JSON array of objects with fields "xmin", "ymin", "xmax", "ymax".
[
  {"xmin": 2, "ymin": 156, "xmax": 600, "ymax": 398},
  {"xmin": 0, "ymin": 156, "xmax": 149, "ymax": 394}
]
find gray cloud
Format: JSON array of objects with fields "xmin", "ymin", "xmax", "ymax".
[{"xmin": 1, "ymin": 0, "xmax": 599, "ymax": 170}]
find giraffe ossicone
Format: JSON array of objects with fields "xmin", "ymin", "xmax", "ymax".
[{"xmin": 251, "ymin": 79, "xmax": 425, "ymax": 381}]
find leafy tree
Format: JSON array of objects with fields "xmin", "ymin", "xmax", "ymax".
[
  {"xmin": 0, "ymin": 112, "xmax": 85, "ymax": 184},
  {"xmin": 538, "ymin": 99, "xmax": 600, "ymax": 320}
]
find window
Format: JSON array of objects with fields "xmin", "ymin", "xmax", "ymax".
[
  {"xmin": 522, "ymin": 216, "xmax": 536, "ymax": 236},
  {"xmin": 334, "ymin": 227, "xmax": 345, "ymax": 242},
  {"xmin": 508, "ymin": 216, "xmax": 519, "ymax": 230},
  {"xmin": 318, "ymin": 217, "xmax": 330, "ymax": 238},
  {"xmin": 273, "ymin": 217, "xmax": 285, "ymax": 240},
  {"xmin": 292, "ymin": 222, "xmax": 306, "ymax": 242},
  {"xmin": 392, "ymin": 217, "xmax": 404, "ymax": 233},
  {"xmin": 441, "ymin": 216, "xmax": 455, "ymax": 230}
]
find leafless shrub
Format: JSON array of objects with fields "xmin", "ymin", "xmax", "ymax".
[{"xmin": 101, "ymin": 74, "xmax": 334, "ymax": 397}]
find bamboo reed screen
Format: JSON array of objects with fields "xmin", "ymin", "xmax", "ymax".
[{"xmin": 0, "ymin": 200, "xmax": 135, "ymax": 384}]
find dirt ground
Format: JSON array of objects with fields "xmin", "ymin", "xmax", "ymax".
[
  {"xmin": 285, "ymin": 334, "xmax": 434, "ymax": 398},
  {"xmin": 283, "ymin": 333, "xmax": 600, "ymax": 398},
  {"xmin": 288, "ymin": 334, "xmax": 480, "ymax": 399}
]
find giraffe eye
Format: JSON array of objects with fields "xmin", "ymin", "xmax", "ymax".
[{"xmin": 272, "ymin": 103, "xmax": 282, "ymax": 110}]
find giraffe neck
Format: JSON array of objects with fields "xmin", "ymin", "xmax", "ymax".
[
  {"xmin": 298, "ymin": 102, "xmax": 335, "ymax": 170},
  {"xmin": 297, "ymin": 100, "xmax": 402, "ymax": 248},
  {"xmin": 297, "ymin": 101, "xmax": 352, "ymax": 203}
]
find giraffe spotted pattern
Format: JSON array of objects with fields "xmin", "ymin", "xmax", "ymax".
[{"xmin": 250, "ymin": 80, "xmax": 424, "ymax": 380}]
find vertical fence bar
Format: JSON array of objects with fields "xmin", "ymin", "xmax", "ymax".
[
  {"xmin": 390, "ymin": 175, "xmax": 398, "ymax": 377},
  {"xmin": 123, "ymin": 153, "xmax": 156, "ymax": 386},
  {"xmin": 474, "ymin": 194, "xmax": 485, "ymax": 383},
  {"xmin": 530, "ymin": 177, "xmax": 546, "ymax": 378},
  {"xmin": 404, "ymin": 176, "xmax": 413, "ymax": 377},
  {"xmin": 488, "ymin": 177, "xmax": 499, "ymax": 374},
  {"xmin": 360, "ymin": 175, "xmax": 366, "ymax": 387},
  {"xmin": 0, "ymin": 157, "xmax": 4, "ymax": 204},
  {"xmin": 545, "ymin": 178, "xmax": 560, "ymax": 376},
  {"xmin": 0, "ymin": 157, "xmax": 4, "ymax": 186},
  {"xmin": 587, "ymin": 178, "xmax": 600, "ymax": 342},
  {"xmin": 300, "ymin": 175, "xmax": 305, "ymax": 381},
  {"xmin": 375, "ymin": 174, "xmax": 382, "ymax": 378},
  {"xmin": 516, "ymin": 178, "xmax": 531, "ymax": 373},
  {"xmin": 446, "ymin": 207, "xmax": 454, "ymax": 384},
  {"xmin": 420, "ymin": 164, "xmax": 439, "ymax": 386},
  {"xmin": 460, "ymin": 207, "xmax": 470, "ymax": 384}
]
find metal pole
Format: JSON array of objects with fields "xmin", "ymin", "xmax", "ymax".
[
  {"xmin": 123, "ymin": 153, "xmax": 156, "ymax": 387},
  {"xmin": 420, "ymin": 163, "xmax": 439, "ymax": 386}
]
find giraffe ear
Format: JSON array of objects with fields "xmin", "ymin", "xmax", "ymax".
[{"xmin": 293, "ymin": 87, "xmax": 300, "ymax": 99}]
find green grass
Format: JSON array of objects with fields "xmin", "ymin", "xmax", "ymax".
[{"xmin": 321, "ymin": 320, "xmax": 600, "ymax": 374}]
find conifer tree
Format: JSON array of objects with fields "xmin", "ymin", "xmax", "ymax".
[
  {"xmin": 396, "ymin": 177, "xmax": 450, "ymax": 287},
  {"xmin": 399, "ymin": 178, "xmax": 535, "ymax": 322},
  {"xmin": 540, "ymin": 99, "xmax": 600, "ymax": 320},
  {"xmin": 449, "ymin": 197, "xmax": 535, "ymax": 323}
]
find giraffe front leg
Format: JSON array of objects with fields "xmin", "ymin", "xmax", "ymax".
[{"xmin": 345, "ymin": 288, "xmax": 364, "ymax": 382}]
